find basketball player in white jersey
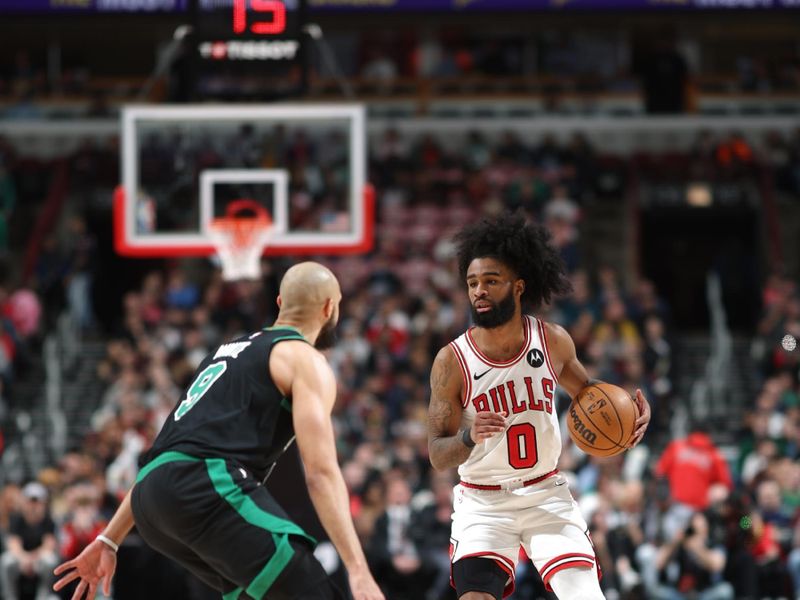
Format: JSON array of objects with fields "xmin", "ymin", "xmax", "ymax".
[{"xmin": 428, "ymin": 214, "xmax": 651, "ymax": 600}]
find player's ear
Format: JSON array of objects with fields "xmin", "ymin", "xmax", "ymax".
[
  {"xmin": 515, "ymin": 278, "xmax": 525, "ymax": 297},
  {"xmin": 322, "ymin": 297, "xmax": 334, "ymax": 319},
  {"xmin": 276, "ymin": 295, "xmax": 283, "ymax": 308}
]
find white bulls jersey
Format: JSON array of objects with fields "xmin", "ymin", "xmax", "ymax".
[{"xmin": 450, "ymin": 315, "xmax": 561, "ymax": 487}]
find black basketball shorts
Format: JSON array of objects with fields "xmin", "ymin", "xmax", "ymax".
[{"xmin": 131, "ymin": 451, "xmax": 344, "ymax": 600}]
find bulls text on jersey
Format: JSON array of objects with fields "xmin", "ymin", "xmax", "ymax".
[{"xmin": 470, "ymin": 377, "xmax": 555, "ymax": 415}]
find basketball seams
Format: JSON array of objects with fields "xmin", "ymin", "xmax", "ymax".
[
  {"xmin": 593, "ymin": 385, "xmax": 626, "ymax": 445},
  {"xmin": 575, "ymin": 389, "xmax": 625, "ymax": 451},
  {"xmin": 599, "ymin": 384, "xmax": 639, "ymax": 445},
  {"xmin": 573, "ymin": 435, "xmax": 615, "ymax": 454}
]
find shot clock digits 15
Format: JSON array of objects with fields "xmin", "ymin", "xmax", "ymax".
[{"xmin": 232, "ymin": 0, "xmax": 287, "ymax": 35}]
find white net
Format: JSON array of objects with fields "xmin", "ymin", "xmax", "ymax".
[{"xmin": 209, "ymin": 219, "xmax": 273, "ymax": 281}]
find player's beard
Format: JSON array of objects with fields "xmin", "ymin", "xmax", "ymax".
[
  {"xmin": 471, "ymin": 289, "xmax": 517, "ymax": 329},
  {"xmin": 315, "ymin": 315, "xmax": 338, "ymax": 350}
]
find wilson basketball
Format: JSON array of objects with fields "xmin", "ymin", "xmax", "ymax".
[{"xmin": 567, "ymin": 383, "xmax": 638, "ymax": 457}]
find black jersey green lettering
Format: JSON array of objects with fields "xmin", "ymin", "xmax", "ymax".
[{"xmin": 144, "ymin": 327, "xmax": 308, "ymax": 481}]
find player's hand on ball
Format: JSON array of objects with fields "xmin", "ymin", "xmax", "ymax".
[
  {"xmin": 470, "ymin": 411, "xmax": 508, "ymax": 444},
  {"xmin": 626, "ymin": 389, "xmax": 651, "ymax": 448}
]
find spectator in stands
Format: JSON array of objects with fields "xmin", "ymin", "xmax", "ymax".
[
  {"xmin": 715, "ymin": 132, "xmax": 755, "ymax": 176},
  {"xmin": 408, "ymin": 471, "xmax": 456, "ymax": 600},
  {"xmin": 651, "ymin": 512, "xmax": 734, "ymax": 600},
  {"xmin": 740, "ymin": 438, "xmax": 779, "ymax": 486},
  {"xmin": 636, "ymin": 29, "xmax": 690, "ymax": 114},
  {"xmin": 755, "ymin": 477, "xmax": 794, "ymax": 543},
  {"xmin": 0, "ymin": 154, "xmax": 15, "ymax": 253},
  {"xmin": 368, "ymin": 475, "xmax": 435, "ymax": 600},
  {"xmin": 56, "ymin": 482, "xmax": 108, "ymax": 599},
  {"xmin": 64, "ymin": 215, "xmax": 95, "ymax": 331},
  {"xmin": 544, "ymin": 185, "xmax": 581, "ymax": 273},
  {"xmin": 606, "ymin": 481, "xmax": 647, "ymax": 598},
  {"xmin": 361, "ymin": 49, "xmax": 399, "ymax": 88},
  {"xmin": 351, "ymin": 468, "xmax": 387, "ymax": 546},
  {"xmin": 642, "ymin": 314, "xmax": 672, "ymax": 397},
  {"xmin": 654, "ymin": 423, "xmax": 733, "ymax": 537},
  {"xmin": 746, "ymin": 508, "xmax": 793, "ymax": 599},
  {"xmin": 0, "ymin": 482, "xmax": 58, "ymax": 600},
  {"xmin": 592, "ymin": 296, "xmax": 642, "ymax": 377},
  {"xmin": 788, "ymin": 520, "xmax": 800, "ymax": 600}
]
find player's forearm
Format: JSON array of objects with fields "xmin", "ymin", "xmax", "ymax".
[
  {"xmin": 100, "ymin": 487, "xmax": 136, "ymax": 546},
  {"xmin": 429, "ymin": 428, "xmax": 472, "ymax": 470},
  {"xmin": 304, "ymin": 466, "xmax": 370, "ymax": 575}
]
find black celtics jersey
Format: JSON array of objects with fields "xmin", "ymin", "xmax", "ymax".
[{"xmin": 145, "ymin": 326, "xmax": 307, "ymax": 481}]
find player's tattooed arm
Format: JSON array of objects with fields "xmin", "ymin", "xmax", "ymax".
[
  {"xmin": 427, "ymin": 347, "xmax": 508, "ymax": 469},
  {"xmin": 427, "ymin": 346, "xmax": 471, "ymax": 470}
]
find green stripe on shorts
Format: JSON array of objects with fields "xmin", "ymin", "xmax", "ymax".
[
  {"xmin": 221, "ymin": 587, "xmax": 242, "ymax": 600},
  {"xmin": 135, "ymin": 451, "xmax": 202, "ymax": 483},
  {"xmin": 205, "ymin": 458, "xmax": 315, "ymax": 599}
]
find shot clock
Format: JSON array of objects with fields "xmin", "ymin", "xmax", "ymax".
[
  {"xmin": 188, "ymin": 0, "xmax": 308, "ymax": 100},
  {"xmin": 232, "ymin": 0, "xmax": 287, "ymax": 35}
]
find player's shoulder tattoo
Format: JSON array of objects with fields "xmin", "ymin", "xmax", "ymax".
[
  {"xmin": 428, "ymin": 346, "xmax": 458, "ymax": 433},
  {"xmin": 430, "ymin": 346, "xmax": 455, "ymax": 393}
]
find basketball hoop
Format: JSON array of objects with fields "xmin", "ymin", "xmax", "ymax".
[{"xmin": 209, "ymin": 199, "xmax": 274, "ymax": 281}]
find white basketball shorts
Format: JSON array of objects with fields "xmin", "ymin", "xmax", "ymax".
[{"xmin": 449, "ymin": 471, "xmax": 601, "ymax": 598}]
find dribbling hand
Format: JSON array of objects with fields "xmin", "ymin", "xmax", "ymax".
[
  {"xmin": 626, "ymin": 389, "xmax": 651, "ymax": 448},
  {"xmin": 53, "ymin": 538, "xmax": 116, "ymax": 600},
  {"xmin": 469, "ymin": 411, "xmax": 507, "ymax": 444}
]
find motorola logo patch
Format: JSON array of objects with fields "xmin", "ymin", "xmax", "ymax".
[{"xmin": 526, "ymin": 349, "xmax": 545, "ymax": 368}]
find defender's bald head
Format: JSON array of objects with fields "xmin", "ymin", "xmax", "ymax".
[{"xmin": 278, "ymin": 262, "xmax": 341, "ymax": 316}]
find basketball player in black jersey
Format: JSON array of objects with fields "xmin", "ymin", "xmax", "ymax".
[{"xmin": 53, "ymin": 262, "xmax": 384, "ymax": 600}]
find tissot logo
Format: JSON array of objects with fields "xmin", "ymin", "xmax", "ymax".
[
  {"xmin": 526, "ymin": 348, "xmax": 544, "ymax": 368},
  {"xmin": 198, "ymin": 40, "xmax": 300, "ymax": 61}
]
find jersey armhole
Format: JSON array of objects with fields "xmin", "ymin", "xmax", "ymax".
[
  {"xmin": 535, "ymin": 318, "xmax": 559, "ymax": 384},
  {"xmin": 449, "ymin": 342, "xmax": 471, "ymax": 409},
  {"xmin": 268, "ymin": 335, "xmax": 309, "ymax": 402}
]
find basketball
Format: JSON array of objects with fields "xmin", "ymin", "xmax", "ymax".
[{"xmin": 567, "ymin": 383, "xmax": 639, "ymax": 457}]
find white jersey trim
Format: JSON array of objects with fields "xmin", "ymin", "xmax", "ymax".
[
  {"xmin": 448, "ymin": 341, "xmax": 472, "ymax": 409},
  {"xmin": 463, "ymin": 316, "xmax": 532, "ymax": 367},
  {"xmin": 535, "ymin": 318, "xmax": 559, "ymax": 383}
]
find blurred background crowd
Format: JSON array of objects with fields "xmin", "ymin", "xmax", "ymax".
[
  {"xmin": 0, "ymin": 123, "xmax": 797, "ymax": 599},
  {"xmin": 0, "ymin": 3, "xmax": 800, "ymax": 600}
]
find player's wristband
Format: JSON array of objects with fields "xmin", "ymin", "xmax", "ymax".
[
  {"xmin": 461, "ymin": 428, "xmax": 476, "ymax": 448},
  {"xmin": 96, "ymin": 534, "xmax": 119, "ymax": 553}
]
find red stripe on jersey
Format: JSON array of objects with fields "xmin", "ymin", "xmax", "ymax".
[
  {"xmin": 536, "ymin": 318, "xmax": 559, "ymax": 383},
  {"xmin": 465, "ymin": 316, "xmax": 531, "ymax": 368},
  {"xmin": 449, "ymin": 342, "xmax": 471, "ymax": 408}
]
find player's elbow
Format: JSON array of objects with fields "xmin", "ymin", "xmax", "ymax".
[{"xmin": 303, "ymin": 461, "xmax": 339, "ymax": 490}]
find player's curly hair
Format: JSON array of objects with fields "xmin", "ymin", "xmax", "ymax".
[{"xmin": 454, "ymin": 212, "xmax": 572, "ymax": 310}]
